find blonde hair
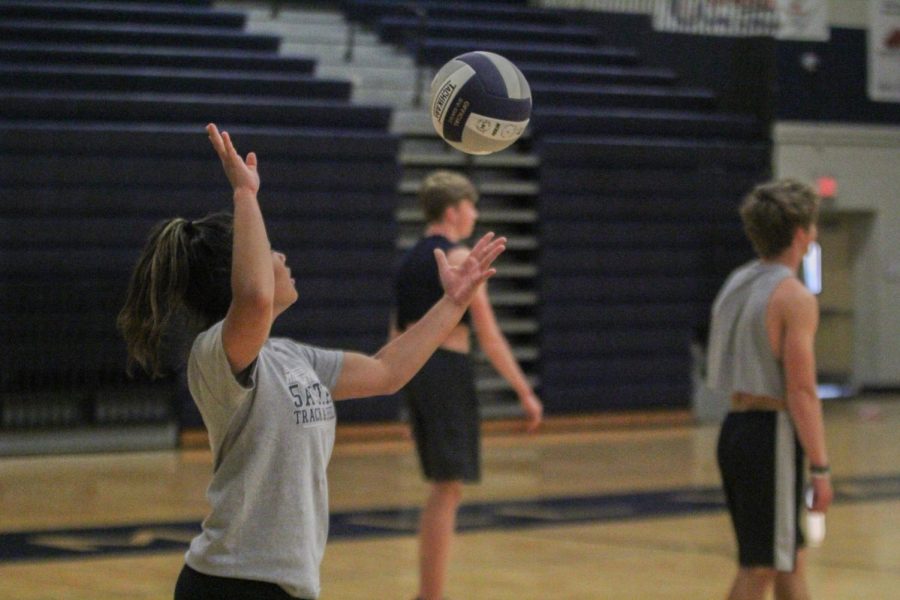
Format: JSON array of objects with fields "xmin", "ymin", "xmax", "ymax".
[
  {"xmin": 418, "ymin": 170, "xmax": 479, "ymax": 223},
  {"xmin": 739, "ymin": 179, "xmax": 820, "ymax": 259},
  {"xmin": 117, "ymin": 212, "xmax": 232, "ymax": 377}
]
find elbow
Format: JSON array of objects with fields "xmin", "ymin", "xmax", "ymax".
[
  {"xmin": 382, "ymin": 373, "xmax": 405, "ymax": 396},
  {"xmin": 233, "ymin": 288, "xmax": 274, "ymax": 315},
  {"xmin": 367, "ymin": 352, "xmax": 405, "ymax": 396},
  {"xmin": 786, "ymin": 386, "xmax": 819, "ymax": 410}
]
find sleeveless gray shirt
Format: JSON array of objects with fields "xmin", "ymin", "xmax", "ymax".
[{"xmin": 706, "ymin": 260, "xmax": 794, "ymax": 400}]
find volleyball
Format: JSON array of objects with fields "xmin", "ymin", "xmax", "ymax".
[{"xmin": 429, "ymin": 51, "xmax": 532, "ymax": 155}]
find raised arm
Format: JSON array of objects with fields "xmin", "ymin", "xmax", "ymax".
[
  {"xmin": 332, "ymin": 233, "xmax": 506, "ymax": 400},
  {"xmin": 207, "ymin": 123, "xmax": 274, "ymax": 375},
  {"xmin": 778, "ymin": 278, "xmax": 832, "ymax": 512}
]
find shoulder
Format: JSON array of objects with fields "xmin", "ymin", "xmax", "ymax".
[
  {"xmin": 268, "ymin": 336, "xmax": 311, "ymax": 363},
  {"xmin": 716, "ymin": 260, "xmax": 757, "ymax": 294},
  {"xmin": 188, "ymin": 320, "xmax": 258, "ymax": 399},
  {"xmin": 190, "ymin": 320, "xmax": 225, "ymax": 359},
  {"xmin": 772, "ymin": 276, "xmax": 814, "ymax": 305},
  {"xmin": 272, "ymin": 337, "xmax": 343, "ymax": 373},
  {"xmin": 771, "ymin": 277, "xmax": 818, "ymax": 325}
]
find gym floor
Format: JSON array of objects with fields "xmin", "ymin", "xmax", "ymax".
[{"xmin": 1, "ymin": 395, "xmax": 898, "ymax": 599}]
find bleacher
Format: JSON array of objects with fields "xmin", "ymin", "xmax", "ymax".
[
  {"xmin": 344, "ymin": 0, "xmax": 769, "ymax": 413},
  {"xmin": 0, "ymin": 0, "xmax": 775, "ymax": 444},
  {"xmin": 0, "ymin": 0, "xmax": 399, "ymax": 441}
]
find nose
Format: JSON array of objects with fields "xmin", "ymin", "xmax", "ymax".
[{"xmin": 274, "ymin": 251, "xmax": 286, "ymax": 262}]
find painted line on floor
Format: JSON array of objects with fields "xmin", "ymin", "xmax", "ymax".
[{"xmin": 1, "ymin": 473, "xmax": 897, "ymax": 563}]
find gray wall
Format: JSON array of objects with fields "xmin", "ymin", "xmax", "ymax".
[
  {"xmin": 774, "ymin": 123, "xmax": 900, "ymax": 388},
  {"xmin": 827, "ymin": 0, "xmax": 868, "ymax": 28}
]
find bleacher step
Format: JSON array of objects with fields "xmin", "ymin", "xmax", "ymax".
[
  {"xmin": 344, "ymin": 0, "xmax": 568, "ymax": 27},
  {"xmin": 519, "ymin": 62, "xmax": 679, "ymax": 86},
  {"xmin": 0, "ymin": 19, "xmax": 280, "ymax": 51},
  {"xmin": 316, "ymin": 64, "xmax": 422, "ymax": 89},
  {"xmin": 2, "ymin": 64, "xmax": 351, "ymax": 99},
  {"xmin": 1, "ymin": 90, "xmax": 393, "ymax": 129},
  {"xmin": 398, "ymin": 179, "xmax": 538, "ymax": 196},
  {"xmin": 0, "ymin": 41, "xmax": 317, "ymax": 73},
  {"xmin": 246, "ymin": 19, "xmax": 378, "ymax": 45},
  {"xmin": 398, "ymin": 235, "xmax": 537, "ymax": 252},
  {"xmin": 476, "ymin": 375, "xmax": 540, "ymax": 395},
  {"xmin": 397, "ymin": 208, "xmax": 537, "ymax": 224},
  {"xmin": 540, "ymin": 135, "xmax": 770, "ymax": 168},
  {"xmin": 0, "ymin": 1, "xmax": 247, "ymax": 27},
  {"xmin": 377, "ymin": 16, "xmax": 601, "ymax": 46},
  {"xmin": 399, "ymin": 150, "xmax": 539, "ymax": 168},
  {"xmin": 532, "ymin": 83, "xmax": 717, "ymax": 110},
  {"xmin": 281, "ymin": 42, "xmax": 414, "ymax": 67},
  {"xmin": 421, "ymin": 39, "xmax": 641, "ymax": 67},
  {"xmin": 531, "ymin": 107, "xmax": 763, "ymax": 139}
]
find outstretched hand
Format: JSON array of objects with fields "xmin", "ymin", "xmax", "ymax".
[
  {"xmin": 435, "ymin": 232, "xmax": 506, "ymax": 307},
  {"xmin": 207, "ymin": 123, "xmax": 259, "ymax": 195}
]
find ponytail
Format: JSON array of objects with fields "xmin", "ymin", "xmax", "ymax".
[{"xmin": 117, "ymin": 213, "xmax": 233, "ymax": 377}]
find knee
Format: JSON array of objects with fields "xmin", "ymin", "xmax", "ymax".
[
  {"xmin": 432, "ymin": 481, "xmax": 463, "ymax": 504},
  {"xmin": 742, "ymin": 566, "xmax": 777, "ymax": 584}
]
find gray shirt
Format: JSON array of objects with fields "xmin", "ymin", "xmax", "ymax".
[
  {"xmin": 707, "ymin": 260, "xmax": 794, "ymax": 400},
  {"xmin": 185, "ymin": 320, "xmax": 343, "ymax": 599}
]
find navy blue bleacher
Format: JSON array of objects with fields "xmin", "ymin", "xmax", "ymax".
[
  {"xmin": 531, "ymin": 12, "xmax": 769, "ymax": 412},
  {"xmin": 346, "ymin": 0, "xmax": 768, "ymax": 414},
  {"xmin": 0, "ymin": 0, "xmax": 400, "ymax": 430},
  {"xmin": 376, "ymin": 17, "xmax": 602, "ymax": 47},
  {"xmin": 0, "ymin": 42, "xmax": 319, "ymax": 72},
  {"xmin": 420, "ymin": 38, "xmax": 640, "ymax": 68},
  {"xmin": 344, "ymin": 0, "xmax": 567, "ymax": 27},
  {"xmin": 0, "ymin": 1, "xmax": 247, "ymax": 26}
]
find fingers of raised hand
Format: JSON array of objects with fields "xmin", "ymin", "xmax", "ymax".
[
  {"xmin": 480, "ymin": 237, "xmax": 506, "ymax": 270},
  {"xmin": 206, "ymin": 123, "xmax": 225, "ymax": 155},
  {"xmin": 467, "ymin": 238, "xmax": 506, "ymax": 283},
  {"xmin": 433, "ymin": 248, "xmax": 449, "ymax": 272},
  {"xmin": 469, "ymin": 231, "xmax": 496, "ymax": 258},
  {"xmin": 222, "ymin": 131, "xmax": 238, "ymax": 157},
  {"xmin": 472, "ymin": 267, "xmax": 497, "ymax": 288},
  {"xmin": 206, "ymin": 124, "xmax": 242, "ymax": 163},
  {"xmin": 469, "ymin": 232, "xmax": 508, "ymax": 265}
]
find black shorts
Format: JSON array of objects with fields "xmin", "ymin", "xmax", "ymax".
[
  {"xmin": 402, "ymin": 348, "xmax": 480, "ymax": 483},
  {"xmin": 717, "ymin": 411, "xmax": 806, "ymax": 571},
  {"xmin": 174, "ymin": 564, "xmax": 310, "ymax": 600}
]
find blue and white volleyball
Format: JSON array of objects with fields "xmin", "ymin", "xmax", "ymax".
[{"xmin": 429, "ymin": 51, "xmax": 532, "ymax": 155}]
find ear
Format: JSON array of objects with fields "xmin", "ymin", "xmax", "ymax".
[
  {"xmin": 442, "ymin": 203, "xmax": 459, "ymax": 224},
  {"xmin": 794, "ymin": 225, "xmax": 813, "ymax": 252}
]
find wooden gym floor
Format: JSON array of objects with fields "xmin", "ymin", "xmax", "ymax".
[{"xmin": 1, "ymin": 394, "xmax": 898, "ymax": 599}]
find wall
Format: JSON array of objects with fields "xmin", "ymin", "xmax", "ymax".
[
  {"xmin": 541, "ymin": 0, "xmax": 868, "ymax": 27},
  {"xmin": 827, "ymin": 0, "xmax": 868, "ymax": 28},
  {"xmin": 774, "ymin": 18, "xmax": 900, "ymax": 388},
  {"xmin": 774, "ymin": 123, "xmax": 900, "ymax": 387}
]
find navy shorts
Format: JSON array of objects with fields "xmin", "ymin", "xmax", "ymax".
[
  {"xmin": 402, "ymin": 348, "xmax": 480, "ymax": 483},
  {"xmin": 717, "ymin": 411, "xmax": 806, "ymax": 571}
]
